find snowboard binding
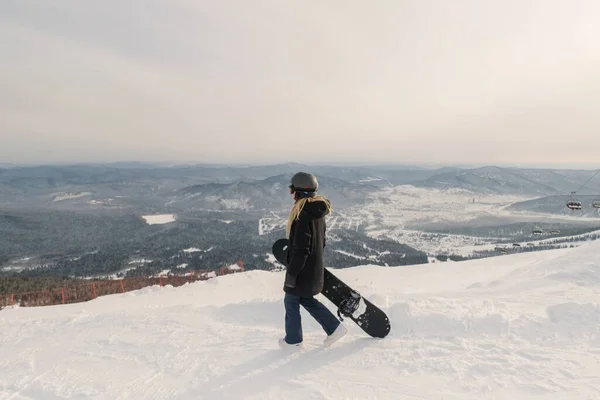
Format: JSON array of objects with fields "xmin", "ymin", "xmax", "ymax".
[{"xmin": 337, "ymin": 291, "xmax": 362, "ymax": 321}]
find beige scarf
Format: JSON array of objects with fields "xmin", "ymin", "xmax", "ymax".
[{"xmin": 286, "ymin": 195, "xmax": 331, "ymax": 238}]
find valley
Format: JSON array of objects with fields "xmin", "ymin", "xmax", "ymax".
[{"xmin": 1, "ymin": 163, "xmax": 600, "ymax": 285}]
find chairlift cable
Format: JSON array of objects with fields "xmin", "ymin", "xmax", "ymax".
[
  {"xmin": 564, "ymin": 168, "xmax": 600, "ymax": 209},
  {"xmin": 572, "ymin": 168, "xmax": 600, "ymax": 195}
]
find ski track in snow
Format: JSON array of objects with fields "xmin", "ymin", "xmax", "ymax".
[{"xmin": 2, "ymin": 243, "xmax": 600, "ymax": 399}]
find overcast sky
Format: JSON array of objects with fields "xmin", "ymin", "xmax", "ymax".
[{"xmin": 1, "ymin": 1, "xmax": 600, "ymax": 168}]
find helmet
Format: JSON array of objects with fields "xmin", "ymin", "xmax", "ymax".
[{"xmin": 289, "ymin": 172, "xmax": 318, "ymax": 193}]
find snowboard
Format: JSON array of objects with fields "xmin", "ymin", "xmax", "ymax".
[{"xmin": 272, "ymin": 238, "xmax": 391, "ymax": 338}]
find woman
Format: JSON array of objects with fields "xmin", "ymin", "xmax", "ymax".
[{"xmin": 279, "ymin": 172, "xmax": 347, "ymax": 348}]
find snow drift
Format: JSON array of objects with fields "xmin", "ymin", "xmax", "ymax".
[{"xmin": 2, "ymin": 241, "xmax": 600, "ymax": 399}]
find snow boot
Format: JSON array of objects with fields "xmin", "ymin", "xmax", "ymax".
[
  {"xmin": 323, "ymin": 324, "xmax": 347, "ymax": 347},
  {"xmin": 279, "ymin": 338, "xmax": 303, "ymax": 349}
]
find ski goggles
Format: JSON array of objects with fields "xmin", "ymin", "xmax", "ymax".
[{"xmin": 289, "ymin": 185, "xmax": 316, "ymax": 196}]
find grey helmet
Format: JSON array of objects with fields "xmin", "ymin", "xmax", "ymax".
[{"xmin": 289, "ymin": 172, "xmax": 318, "ymax": 193}]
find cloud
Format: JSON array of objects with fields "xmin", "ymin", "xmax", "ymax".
[{"xmin": 1, "ymin": 0, "xmax": 600, "ymax": 166}]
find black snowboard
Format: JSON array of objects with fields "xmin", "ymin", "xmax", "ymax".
[{"xmin": 272, "ymin": 238, "xmax": 391, "ymax": 338}]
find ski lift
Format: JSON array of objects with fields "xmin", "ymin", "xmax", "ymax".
[
  {"xmin": 567, "ymin": 170, "xmax": 600, "ymax": 210},
  {"xmin": 566, "ymin": 191, "xmax": 582, "ymax": 210}
]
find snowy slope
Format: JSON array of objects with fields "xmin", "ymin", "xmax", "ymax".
[{"xmin": 2, "ymin": 243, "xmax": 600, "ymax": 399}]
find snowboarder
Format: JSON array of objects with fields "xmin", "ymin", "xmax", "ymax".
[{"xmin": 279, "ymin": 172, "xmax": 348, "ymax": 349}]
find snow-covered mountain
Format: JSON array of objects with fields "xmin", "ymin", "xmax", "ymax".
[
  {"xmin": 414, "ymin": 166, "xmax": 600, "ymax": 195},
  {"xmin": 2, "ymin": 164, "xmax": 598, "ymax": 202},
  {"xmin": 2, "ymin": 241, "xmax": 599, "ymax": 399},
  {"xmin": 174, "ymin": 174, "xmax": 380, "ymax": 211},
  {"xmin": 168, "ymin": 166, "xmax": 600, "ymax": 212},
  {"xmin": 506, "ymin": 195, "xmax": 600, "ymax": 218}
]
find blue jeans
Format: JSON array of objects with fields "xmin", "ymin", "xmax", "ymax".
[{"xmin": 284, "ymin": 293, "xmax": 340, "ymax": 344}]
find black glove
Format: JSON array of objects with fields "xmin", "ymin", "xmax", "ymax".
[{"xmin": 284, "ymin": 273, "xmax": 296, "ymax": 288}]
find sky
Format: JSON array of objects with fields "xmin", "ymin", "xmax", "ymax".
[{"xmin": 1, "ymin": 0, "xmax": 600, "ymax": 168}]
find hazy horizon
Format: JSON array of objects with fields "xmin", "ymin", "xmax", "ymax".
[
  {"xmin": 2, "ymin": 159, "xmax": 600, "ymax": 172},
  {"xmin": 2, "ymin": 1, "xmax": 600, "ymax": 166}
]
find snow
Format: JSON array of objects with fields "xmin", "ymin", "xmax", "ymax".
[
  {"xmin": 142, "ymin": 214, "xmax": 176, "ymax": 224},
  {"xmin": 199, "ymin": 270, "xmax": 217, "ymax": 279},
  {"xmin": 265, "ymin": 253, "xmax": 285, "ymax": 270},
  {"xmin": 447, "ymin": 228, "xmax": 600, "ymax": 256},
  {"xmin": 183, "ymin": 246, "xmax": 213, "ymax": 253},
  {"xmin": 105, "ymin": 267, "xmax": 137, "ymax": 279},
  {"xmin": 128, "ymin": 258, "xmax": 153, "ymax": 264},
  {"xmin": 258, "ymin": 214, "xmax": 287, "ymax": 235},
  {"xmin": 218, "ymin": 197, "xmax": 250, "ymax": 210},
  {"xmin": 2, "ymin": 242, "xmax": 600, "ymax": 399},
  {"xmin": 52, "ymin": 192, "xmax": 92, "ymax": 202},
  {"xmin": 257, "ymin": 185, "xmax": 534, "ymax": 250},
  {"xmin": 334, "ymin": 249, "xmax": 367, "ymax": 260},
  {"xmin": 353, "ymin": 297, "xmax": 368, "ymax": 318},
  {"xmin": 357, "ymin": 177, "xmax": 384, "ymax": 183},
  {"xmin": 88, "ymin": 199, "xmax": 115, "ymax": 206}
]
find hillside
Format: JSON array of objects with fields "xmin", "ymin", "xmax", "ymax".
[
  {"xmin": 506, "ymin": 195, "xmax": 600, "ymax": 218},
  {"xmin": 415, "ymin": 166, "xmax": 600, "ymax": 195},
  {"xmin": 2, "ymin": 242, "xmax": 599, "ymax": 399},
  {"xmin": 174, "ymin": 174, "xmax": 380, "ymax": 211},
  {"xmin": 2, "ymin": 165, "xmax": 600, "ymax": 211}
]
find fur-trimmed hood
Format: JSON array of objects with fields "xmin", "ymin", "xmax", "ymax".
[{"xmin": 286, "ymin": 196, "xmax": 331, "ymax": 238}]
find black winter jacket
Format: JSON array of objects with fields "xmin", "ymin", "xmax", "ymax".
[{"xmin": 284, "ymin": 199, "xmax": 330, "ymax": 297}]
